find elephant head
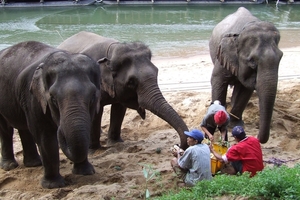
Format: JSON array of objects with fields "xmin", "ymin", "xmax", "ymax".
[
  {"xmin": 98, "ymin": 42, "xmax": 189, "ymax": 149},
  {"xmin": 211, "ymin": 9, "xmax": 283, "ymax": 144},
  {"xmin": 30, "ymin": 51, "xmax": 101, "ymax": 163}
]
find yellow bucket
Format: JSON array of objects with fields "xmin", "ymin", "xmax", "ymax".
[
  {"xmin": 211, "ymin": 143, "xmax": 228, "ymax": 175},
  {"xmin": 213, "ymin": 143, "xmax": 228, "ymax": 155},
  {"xmin": 211, "ymin": 158, "xmax": 224, "ymax": 175}
]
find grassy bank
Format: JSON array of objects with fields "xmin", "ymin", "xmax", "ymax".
[{"xmin": 154, "ymin": 164, "xmax": 300, "ymax": 200}]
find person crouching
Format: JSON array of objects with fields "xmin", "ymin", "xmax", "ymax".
[
  {"xmin": 171, "ymin": 129, "xmax": 212, "ymax": 187},
  {"xmin": 210, "ymin": 126, "xmax": 264, "ymax": 177}
]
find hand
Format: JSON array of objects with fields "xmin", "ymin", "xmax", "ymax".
[
  {"xmin": 209, "ymin": 135, "xmax": 214, "ymax": 142},
  {"xmin": 172, "ymin": 151, "xmax": 177, "ymax": 157},
  {"xmin": 177, "ymin": 149, "xmax": 184, "ymax": 156},
  {"xmin": 221, "ymin": 141, "xmax": 228, "ymax": 147},
  {"xmin": 209, "ymin": 143, "xmax": 214, "ymax": 153}
]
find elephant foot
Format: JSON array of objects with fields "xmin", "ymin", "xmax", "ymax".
[
  {"xmin": 1, "ymin": 159, "xmax": 19, "ymax": 171},
  {"xmin": 229, "ymin": 119, "xmax": 244, "ymax": 129},
  {"xmin": 41, "ymin": 174, "xmax": 65, "ymax": 189},
  {"xmin": 89, "ymin": 146, "xmax": 108, "ymax": 155},
  {"xmin": 72, "ymin": 159, "xmax": 95, "ymax": 175},
  {"xmin": 89, "ymin": 142, "xmax": 101, "ymax": 150},
  {"xmin": 23, "ymin": 155, "xmax": 42, "ymax": 167},
  {"xmin": 106, "ymin": 138, "xmax": 124, "ymax": 147}
]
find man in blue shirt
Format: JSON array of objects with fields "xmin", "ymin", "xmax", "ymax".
[{"xmin": 171, "ymin": 129, "xmax": 212, "ymax": 187}]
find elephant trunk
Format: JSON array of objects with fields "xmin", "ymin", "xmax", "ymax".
[
  {"xmin": 138, "ymin": 80, "xmax": 189, "ymax": 149},
  {"xmin": 256, "ymin": 66, "xmax": 278, "ymax": 144},
  {"xmin": 58, "ymin": 108, "xmax": 91, "ymax": 163}
]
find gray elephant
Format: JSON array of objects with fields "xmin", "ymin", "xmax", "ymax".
[
  {"xmin": 209, "ymin": 7, "xmax": 283, "ymax": 143},
  {"xmin": 0, "ymin": 41, "xmax": 101, "ymax": 188},
  {"xmin": 58, "ymin": 31, "xmax": 189, "ymax": 150}
]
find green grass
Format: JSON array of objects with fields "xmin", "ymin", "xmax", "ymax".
[{"xmin": 154, "ymin": 164, "xmax": 300, "ymax": 200}]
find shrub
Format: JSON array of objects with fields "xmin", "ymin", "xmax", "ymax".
[{"xmin": 154, "ymin": 164, "xmax": 300, "ymax": 200}]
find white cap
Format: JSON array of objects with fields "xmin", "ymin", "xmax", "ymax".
[{"xmin": 213, "ymin": 100, "xmax": 221, "ymax": 105}]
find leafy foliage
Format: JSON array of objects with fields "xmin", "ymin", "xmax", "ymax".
[
  {"xmin": 154, "ymin": 164, "xmax": 300, "ymax": 200},
  {"xmin": 139, "ymin": 163, "xmax": 161, "ymax": 199}
]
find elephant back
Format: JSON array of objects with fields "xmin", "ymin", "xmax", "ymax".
[{"xmin": 58, "ymin": 31, "xmax": 118, "ymax": 61}]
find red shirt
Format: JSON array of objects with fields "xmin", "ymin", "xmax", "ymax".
[{"xmin": 224, "ymin": 136, "xmax": 264, "ymax": 176}]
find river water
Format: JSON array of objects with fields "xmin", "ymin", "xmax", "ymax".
[{"xmin": 0, "ymin": 4, "xmax": 299, "ymax": 59}]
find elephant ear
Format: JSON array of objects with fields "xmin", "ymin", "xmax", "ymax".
[
  {"xmin": 29, "ymin": 63, "xmax": 50, "ymax": 114},
  {"xmin": 98, "ymin": 57, "xmax": 115, "ymax": 98},
  {"xmin": 217, "ymin": 33, "xmax": 239, "ymax": 76}
]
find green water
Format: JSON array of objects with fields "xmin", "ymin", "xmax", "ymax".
[{"xmin": 0, "ymin": 4, "xmax": 299, "ymax": 59}]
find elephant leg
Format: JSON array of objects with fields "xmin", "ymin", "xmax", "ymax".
[
  {"xmin": 211, "ymin": 62, "xmax": 232, "ymax": 106},
  {"xmin": 230, "ymin": 82, "xmax": 253, "ymax": 126},
  {"xmin": 18, "ymin": 130, "xmax": 42, "ymax": 167},
  {"xmin": 89, "ymin": 108, "xmax": 103, "ymax": 150},
  {"xmin": 37, "ymin": 130, "xmax": 65, "ymax": 189},
  {"xmin": 0, "ymin": 118, "xmax": 18, "ymax": 170},
  {"xmin": 72, "ymin": 157, "xmax": 95, "ymax": 175},
  {"xmin": 107, "ymin": 103, "xmax": 127, "ymax": 146}
]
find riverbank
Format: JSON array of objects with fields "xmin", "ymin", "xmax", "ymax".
[{"xmin": 153, "ymin": 46, "xmax": 300, "ymax": 90}]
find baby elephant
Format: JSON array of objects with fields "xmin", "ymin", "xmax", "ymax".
[{"xmin": 0, "ymin": 41, "xmax": 101, "ymax": 188}]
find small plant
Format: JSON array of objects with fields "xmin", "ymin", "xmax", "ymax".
[
  {"xmin": 139, "ymin": 163, "xmax": 160, "ymax": 199},
  {"xmin": 114, "ymin": 165, "xmax": 122, "ymax": 171},
  {"xmin": 155, "ymin": 147, "xmax": 162, "ymax": 154}
]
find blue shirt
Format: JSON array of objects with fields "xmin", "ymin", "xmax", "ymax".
[{"xmin": 178, "ymin": 143, "xmax": 212, "ymax": 186}]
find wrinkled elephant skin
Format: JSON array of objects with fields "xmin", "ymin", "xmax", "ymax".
[
  {"xmin": 0, "ymin": 41, "xmax": 101, "ymax": 188},
  {"xmin": 209, "ymin": 7, "xmax": 283, "ymax": 143},
  {"xmin": 58, "ymin": 31, "xmax": 189, "ymax": 149}
]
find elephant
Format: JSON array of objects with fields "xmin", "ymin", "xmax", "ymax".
[
  {"xmin": 58, "ymin": 31, "xmax": 189, "ymax": 150},
  {"xmin": 209, "ymin": 7, "xmax": 283, "ymax": 144},
  {"xmin": 0, "ymin": 41, "xmax": 101, "ymax": 188}
]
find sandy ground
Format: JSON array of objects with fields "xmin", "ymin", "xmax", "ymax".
[{"xmin": 0, "ymin": 46, "xmax": 300, "ymax": 199}]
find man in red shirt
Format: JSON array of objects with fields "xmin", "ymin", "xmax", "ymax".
[{"xmin": 210, "ymin": 126, "xmax": 264, "ymax": 177}]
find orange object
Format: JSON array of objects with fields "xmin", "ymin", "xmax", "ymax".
[
  {"xmin": 211, "ymin": 158, "xmax": 221, "ymax": 175},
  {"xmin": 211, "ymin": 143, "xmax": 228, "ymax": 175}
]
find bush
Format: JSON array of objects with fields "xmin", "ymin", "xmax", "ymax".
[{"xmin": 154, "ymin": 164, "xmax": 300, "ymax": 200}]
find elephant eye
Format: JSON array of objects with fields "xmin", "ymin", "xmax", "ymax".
[
  {"xmin": 90, "ymin": 93, "xmax": 96, "ymax": 105},
  {"xmin": 126, "ymin": 77, "xmax": 137, "ymax": 89},
  {"xmin": 248, "ymin": 58, "xmax": 257, "ymax": 70},
  {"xmin": 112, "ymin": 70, "xmax": 117, "ymax": 78},
  {"xmin": 51, "ymin": 95, "xmax": 58, "ymax": 107}
]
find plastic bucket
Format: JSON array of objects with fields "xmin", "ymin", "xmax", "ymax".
[
  {"xmin": 211, "ymin": 158, "xmax": 218, "ymax": 174},
  {"xmin": 211, "ymin": 143, "xmax": 228, "ymax": 174},
  {"xmin": 213, "ymin": 143, "xmax": 228, "ymax": 155}
]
